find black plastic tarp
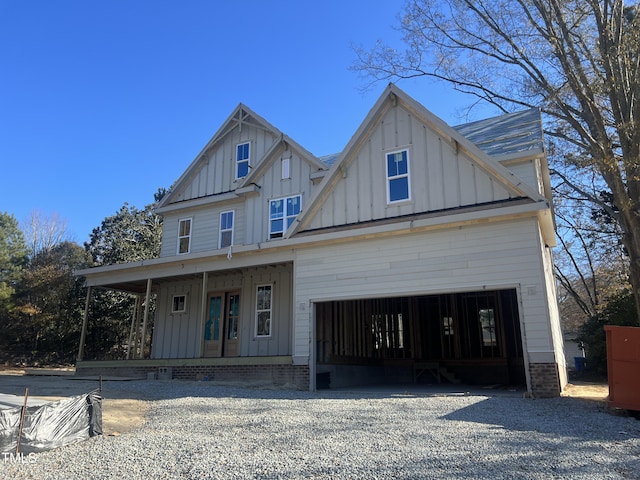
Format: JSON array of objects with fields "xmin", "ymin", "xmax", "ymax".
[{"xmin": 0, "ymin": 389, "xmax": 102, "ymax": 454}]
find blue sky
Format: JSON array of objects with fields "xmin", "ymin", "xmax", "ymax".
[{"xmin": 1, "ymin": 1, "xmax": 496, "ymax": 244}]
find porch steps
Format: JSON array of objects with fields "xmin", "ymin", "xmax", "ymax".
[{"xmin": 413, "ymin": 362, "xmax": 461, "ymax": 384}]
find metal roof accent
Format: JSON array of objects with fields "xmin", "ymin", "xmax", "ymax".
[
  {"xmin": 319, "ymin": 153, "xmax": 340, "ymax": 167},
  {"xmin": 453, "ymin": 108, "xmax": 544, "ymax": 158},
  {"xmin": 319, "ymin": 108, "xmax": 543, "ymax": 168}
]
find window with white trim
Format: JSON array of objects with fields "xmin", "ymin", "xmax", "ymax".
[
  {"xmin": 177, "ymin": 218, "xmax": 192, "ymax": 254},
  {"xmin": 219, "ymin": 210, "xmax": 234, "ymax": 249},
  {"xmin": 236, "ymin": 142, "xmax": 250, "ymax": 179},
  {"xmin": 281, "ymin": 157, "xmax": 290, "ymax": 179},
  {"xmin": 269, "ymin": 194, "xmax": 301, "ymax": 239},
  {"xmin": 386, "ymin": 149, "xmax": 410, "ymax": 203},
  {"xmin": 255, "ymin": 284, "xmax": 272, "ymax": 337},
  {"xmin": 172, "ymin": 294, "xmax": 187, "ymax": 314}
]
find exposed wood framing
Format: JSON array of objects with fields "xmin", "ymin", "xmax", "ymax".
[
  {"xmin": 139, "ymin": 278, "xmax": 152, "ymax": 359},
  {"xmin": 76, "ymin": 286, "xmax": 92, "ymax": 362},
  {"xmin": 315, "ymin": 289, "xmax": 525, "ymax": 384}
]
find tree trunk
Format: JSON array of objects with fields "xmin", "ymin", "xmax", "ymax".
[{"xmin": 618, "ymin": 204, "xmax": 640, "ymax": 325}]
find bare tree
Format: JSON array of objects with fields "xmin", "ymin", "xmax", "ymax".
[
  {"xmin": 22, "ymin": 210, "xmax": 71, "ymax": 257},
  {"xmin": 353, "ymin": 0, "xmax": 640, "ymax": 321},
  {"xmin": 554, "ymin": 193, "xmax": 629, "ymax": 332}
]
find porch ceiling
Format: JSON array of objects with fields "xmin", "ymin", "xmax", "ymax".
[
  {"xmin": 93, "ymin": 263, "xmax": 292, "ymax": 294},
  {"xmin": 96, "ymin": 274, "xmax": 201, "ymax": 294}
]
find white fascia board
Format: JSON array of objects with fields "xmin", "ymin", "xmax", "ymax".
[
  {"xmin": 154, "ymin": 191, "xmax": 241, "ymax": 214},
  {"xmin": 494, "ymin": 149, "xmax": 545, "ymax": 165}
]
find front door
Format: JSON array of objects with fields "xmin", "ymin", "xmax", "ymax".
[{"xmin": 203, "ymin": 291, "xmax": 240, "ymax": 357}]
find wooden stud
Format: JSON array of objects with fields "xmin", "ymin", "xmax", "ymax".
[{"xmin": 77, "ymin": 286, "xmax": 92, "ymax": 362}]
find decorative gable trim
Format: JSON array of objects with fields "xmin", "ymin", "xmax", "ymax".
[{"xmin": 157, "ymin": 104, "xmax": 283, "ymax": 209}]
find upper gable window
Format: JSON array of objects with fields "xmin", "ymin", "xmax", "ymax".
[
  {"xmin": 219, "ymin": 210, "xmax": 234, "ymax": 249},
  {"xmin": 386, "ymin": 149, "xmax": 410, "ymax": 203},
  {"xmin": 177, "ymin": 218, "xmax": 192, "ymax": 254},
  {"xmin": 236, "ymin": 142, "xmax": 250, "ymax": 179},
  {"xmin": 269, "ymin": 194, "xmax": 301, "ymax": 239}
]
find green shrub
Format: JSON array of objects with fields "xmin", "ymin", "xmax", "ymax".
[{"xmin": 577, "ymin": 290, "xmax": 638, "ymax": 375}]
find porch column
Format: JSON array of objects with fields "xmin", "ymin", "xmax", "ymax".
[
  {"xmin": 76, "ymin": 286, "xmax": 92, "ymax": 362},
  {"xmin": 139, "ymin": 278, "xmax": 152, "ymax": 359},
  {"xmin": 126, "ymin": 295, "xmax": 142, "ymax": 360}
]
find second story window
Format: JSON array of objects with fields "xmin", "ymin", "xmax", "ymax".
[
  {"xmin": 236, "ymin": 142, "xmax": 250, "ymax": 179},
  {"xmin": 177, "ymin": 218, "xmax": 192, "ymax": 254},
  {"xmin": 386, "ymin": 149, "xmax": 410, "ymax": 203},
  {"xmin": 269, "ymin": 194, "xmax": 301, "ymax": 239},
  {"xmin": 219, "ymin": 210, "xmax": 234, "ymax": 249}
]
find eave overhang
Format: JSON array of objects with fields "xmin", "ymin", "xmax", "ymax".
[{"xmin": 76, "ymin": 197, "xmax": 554, "ymax": 292}]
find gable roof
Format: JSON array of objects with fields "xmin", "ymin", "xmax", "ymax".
[
  {"xmin": 157, "ymin": 103, "xmax": 291, "ymax": 209},
  {"xmin": 288, "ymin": 84, "xmax": 550, "ymax": 238},
  {"xmin": 238, "ymin": 132, "xmax": 327, "ymax": 188}
]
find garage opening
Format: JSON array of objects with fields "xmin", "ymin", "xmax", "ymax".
[{"xmin": 315, "ymin": 289, "xmax": 525, "ymax": 389}]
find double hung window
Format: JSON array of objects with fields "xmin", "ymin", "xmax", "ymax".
[
  {"xmin": 256, "ymin": 285, "xmax": 272, "ymax": 337},
  {"xmin": 386, "ymin": 149, "xmax": 410, "ymax": 203},
  {"xmin": 236, "ymin": 142, "xmax": 250, "ymax": 179},
  {"xmin": 269, "ymin": 194, "xmax": 301, "ymax": 239},
  {"xmin": 177, "ymin": 218, "xmax": 192, "ymax": 254},
  {"xmin": 219, "ymin": 211, "xmax": 234, "ymax": 249}
]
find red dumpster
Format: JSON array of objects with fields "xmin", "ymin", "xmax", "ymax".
[{"xmin": 605, "ymin": 325, "xmax": 640, "ymax": 411}]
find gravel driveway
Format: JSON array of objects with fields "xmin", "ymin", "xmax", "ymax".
[{"xmin": 2, "ymin": 381, "xmax": 639, "ymax": 479}]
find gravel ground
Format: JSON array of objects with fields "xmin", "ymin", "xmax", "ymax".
[{"xmin": 2, "ymin": 381, "xmax": 639, "ymax": 480}]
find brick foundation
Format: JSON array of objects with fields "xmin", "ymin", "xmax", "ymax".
[
  {"xmin": 76, "ymin": 363, "xmax": 310, "ymax": 390},
  {"xmin": 529, "ymin": 363, "xmax": 560, "ymax": 398}
]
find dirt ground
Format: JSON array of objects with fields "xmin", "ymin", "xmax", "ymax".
[
  {"xmin": 0, "ymin": 367, "xmax": 609, "ymax": 437},
  {"xmin": 561, "ymin": 381, "xmax": 609, "ymax": 402}
]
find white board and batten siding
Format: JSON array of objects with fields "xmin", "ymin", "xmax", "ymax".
[
  {"xmin": 503, "ymin": 158, "xmax": 545, "ymax": 197},
  {"xmin": 152, "ymin": 278, "xmax": 204, "ymax": 359},
  {"xmin": 160, "ymin": 203, "xmax": 246, "ymax": 258},
  {"xmin": 293, "ymin": 217, "xmax": 557, "ymax": 362},
  {"xmin": 159, "ymin": 147, "xmax": 320, "ymax": 258},
  {"xmin": 151, "ymin": 265, "xmax": 293, "ymax": 359},
  {"xmin": 239, "ymin": 264, "xmax": 293, "ymax": 357},
  {"xmin": 171, "ymin": 124, "xmax": 279, "ymax": 204},
  {"xmin": 307, "ymin": 104, "xmax": 516, "ymax": 231},
  {"xmin": 243, "ymin": 149, "xmax": 321, "ymax": 245}
]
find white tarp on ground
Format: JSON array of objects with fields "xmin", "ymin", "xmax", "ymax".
[{"xmin": 0, "ymin": 390, "xmax": 102, "ymax": 454}]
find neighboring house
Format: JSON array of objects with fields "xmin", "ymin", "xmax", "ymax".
[{"xmin": 75, "ymin": 84, "xmax": 567, "ymax": 397}]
